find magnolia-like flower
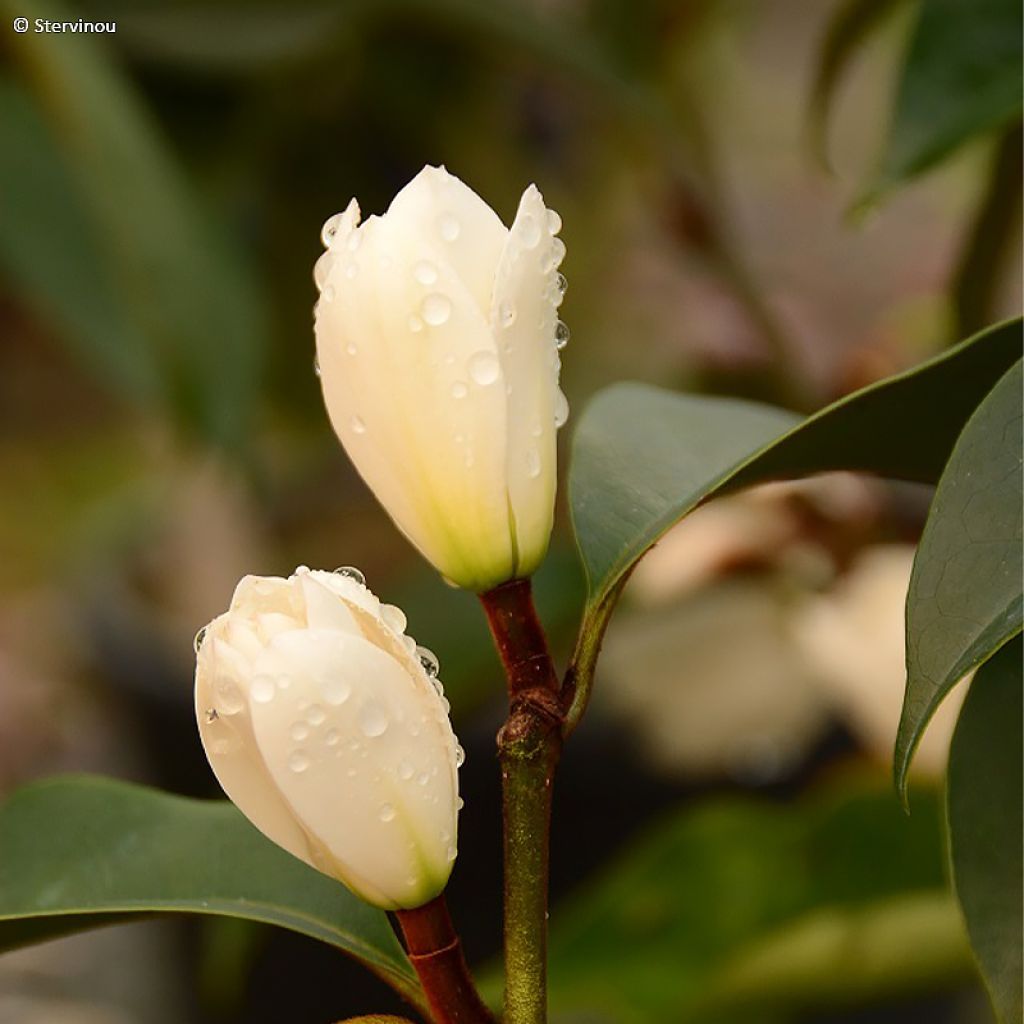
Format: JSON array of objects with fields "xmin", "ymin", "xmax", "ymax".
[
  {"xmin": 194, "ymin": 566, "xmax": 462, "ymax": 910},
  {"xmin": 313, "ymin": 166, "xmax": 569, "ymax": 592}
]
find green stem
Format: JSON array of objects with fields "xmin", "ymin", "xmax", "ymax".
[{"xmin": 480, "ymin": 579, "xmax": 564, "ymax": 1024}]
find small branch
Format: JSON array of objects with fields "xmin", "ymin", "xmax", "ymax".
[
  {"xmin": 395, "ymin": 896, "xmax": 495, "ymax": 1024},
  {"xmin": 480, "ymin": 579, "xmax": 564, "ymax": 1024}
]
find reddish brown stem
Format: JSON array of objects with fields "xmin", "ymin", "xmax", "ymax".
[
  {"xmin": 395, "ymin": 896, "xmax": 494, "ymax": 1024},
  {"xmin": 480, "ymin": 578, "xmax": 564, "ymax": 1024}
]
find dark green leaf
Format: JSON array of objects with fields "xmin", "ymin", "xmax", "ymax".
[
  {"xmin": 807, "ymin": 0, "xmax": 910, "ymax": 168},
  {"xmin": 896, "ymin": 359, "xmax": 1023, "ymax": 789},
  {"xmin": 566, "ymin": 319, "xmax": 1021, "ymax": 729},
  {"xmin": 1, "ymin": 0, "xmax": 267, "ymax": 450},
  {"xmin": 868, "ymin": 0, "xmax": 1023, "ymax": 196},
  {"xmin": 541, "ymin": 780, "xmax": 971, "ymax": 1022},
  {"xmin": 0, "ymin": 776, "xmax": 425, "ymax": 1010},
  {"xmin": 947, "ymin": 636, "xmax": 1023, "ymax": 1024}
]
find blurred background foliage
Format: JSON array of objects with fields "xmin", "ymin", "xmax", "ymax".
[{"xmin": 0, "ymin": 0, "xmax": 1019, "ymax": 1021}]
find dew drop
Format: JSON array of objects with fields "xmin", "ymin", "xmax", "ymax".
[
  {"xmin": 414, "ymin": 260, "xmax": 438, "ymax": 285},
  {"xmin": 554, "ymin": 390, "xmax": 570, "ymax": 428},
  {"xmin": 379, "ymin": 803, "xmax": 396, "ymax": 822},
  {"xmin": 457, "ymin": 796, "xmax": 465, "ymax": 810},
  {"xmin": 321, "ymin": 213, "xmax": 344, "ymax": 247},
  {"xmin": 398, "ymin": 759, "xmax": 414, "ymax": 780},
  {"xmin": 421, "ymin": 293, "xmax": 452, "ymax": 327},
  {"xmin": 547, "ymin": 209, "xmax": 563, "ymax": 234},
  {"xmin": 333, "ymin": 566, "xmax": 366, "ymax": 585},
  {"xmin": 358, "ymin": 701, "xmax": 389, "ymax": 738},
  {"xmin": 213, "ymin": 677, "xmax": 244, "ymax": 715},
  {"xmin": 556, "ymin": 272, "xmax": 568, "ymax": 296},
  {"xmin": 498, "ymin": 301, "xmax": 516, "ymax": 328},
  {"xmin": 555, "ymin": 320, "xmax": 570, "ymax": 349},
  {"xmin": 402, "ymin": 635, "xmax": 417, "ymax": 653},
  {"xmin": 431, "ymin": 678, "xmax": 445, "ymax": 697},
  {"xmin": 193, "ymin": 626, "xmax": 208, "ymax": 654},
  {"xmin": 468, "ymin": 351, "xmax": 500, "ymax": 387},
  {"xmin": 544, "ymin": 237, "xmax": 566, "ymax": 272},
  {"xmin": 526, "ymin": 448, "xmax": 542, "ymax": 479},
  {"xmin": 438, "ymin": 214, "xmax": 460, "ymax": 241},
  {"xmin": 204, "ymin": 707, "xmax": 218, "ymax": 724},
  {"xmin": 455, "ymin": 744, "xmax": 466, "ymax": 767},
  {"xmin": 381, "ymin": 604, "xmax": 407, "ymax": 633},
  {"xmin": 345, "ymin": 341, "xmax": 357, "ymax": 356},
  {"xmin": 451, "ymin": 381, "xmax": 468, "ymax": 399},
  {"xmin": 417, "ymin": 772, "xmax": 430, "ymax": 786},
  {"xmin": 519, "ymin": 213, "xmax": 541, "ymax": 248},
  {"xmin": 251, "ymin": 675, "xmax": 276, "ymax": 704},
  {"xmin": 313, "ymin": 354, "xmax": 321, "ymax": 378},
  {"xmin": 322, "ymin": 284, "xmax": 335, "ymax": 302},
  {"xmin": 417, "ymin": 646, "xmax": 440, "ymax": 677},
  {"xmin": 313, "ymin": 251, "xmax": 334, "ymax": 289},
  {"xmin": 307, "ymin": 704, "xmax": 326, "ymax": 726},
  {"xmin": 288, "ymin": 750, "xmax": 310, "ymax": 774},
  {"xmin": 446, "ymin": 844, "xmax": 457, "ymax": 862},
  {"xmin": 290, "ymin": 722, "xmax": 310, "ymax": 742},
  {"xmin": 325, "ymin": 727, "xmax": 340, "ymax": 746},
  {"xmin": 322, "ymin": 675, "xmax": 352, "ymax": 706},
  {"xmin": 350, "ymin": 415, "xmax": 366, "ymax": 435},
  {"xmin": 408, "ymin": 314, "xmax": 424, "ymax": 333}
]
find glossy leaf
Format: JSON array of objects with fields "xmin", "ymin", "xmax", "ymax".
[
  {"xmin": 947, "ymin": 637, "xmax": 1023, "ymax": 1024},
  {"xmin": 567, "ymin": 319, "xmax": 1022, "ymax": 729},
  {"xmin": 895, "ymin": 359, "xmax": 1023, "ymax": 789},
  {"xmin": 542, "ymin": 780, "xmax": 971, "ymax": 1022},
  {"xmin": 0, "ymin": 0, "xmax": 267, "ymax": 450},
  {"xmin": 0, "ymin": 776, "xmax": 426, "ymax": 1010},
  {"xmin": 868, "ymin": 0, "xmax": 1023, "ymax": 196}
]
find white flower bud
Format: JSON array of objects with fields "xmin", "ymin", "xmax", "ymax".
[
  {"xmin": 314, "ymin": 166, "xmax": 568, "ymax": 592},
  {"xmin": 194, "ymin": 567, "xmax": 461, "ymax": 910}
]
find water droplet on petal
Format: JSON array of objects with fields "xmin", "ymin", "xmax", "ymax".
[
  {"xmin": 438, "ymin": 214, "xmax": 460, "ymax": 241},
  {"xmin": 358, "ymin": 701, "xmax": 389, "ymax": 738},
  {"xmin": 555, "ymin": 272, "xmax": 568, "ymax": 296},
  {"xmin": 380, "ymin": 803, "xmax": 396, "ymax": 822},
  {"xmin": 288, "ymin": 750, "xmax": 310, "ymax": 773},
  {"xmin": 290, "ymin": 722, "xmax": 310, "ymax": 741},
  {"xmin": 214, "ymin": 677, "xmax": 245, "ymax": 715},
  {"xmin": 554, "ymin": 390, "xmax": 570, "ymax": 428},
  {"xmin": 313, "ymin": 354, "xmax": 321, "ymax": 378},
  {"xmin": 457, "ymin": 796, "xmax": 465, "ymax": 810},
  {"xmin": 544, "ymin": 237, "xmax": 566, "ymax": 272},
  {"xmin": 526, "ymin": 448, "xmax": 542, "ymax": 479},
  {"xmin": 499, "ymin": 301, "xmax": 517, "ymax": 327},
  {"xmin": 314, "ymin": 251, "xmax": 334, "ymax": 288},
  {"xmin": 408, "ymin": 314, "xmax": 424, "ymax": 333},
  {"xmin": 333, "ymin": 566, "xmax": 366, "ymax": 585},
  {"xmin": 555, "ymin": 320, "xmax": 570, "ymax": 349},
  {"xmin": 251, "ymin": 675, "xmax": 276, "ymax": 704},
  {"xmin": 421, "ymin": 293, "xmax": 452, "ymax": 326},
  {"xmin": 346, "ymin": 341, "xmax": 357, "ymax": 355},
  {"xmin": 322, "ymin": 674, "xmax": 352, "ymax": 706},
  {"xmin": 455, "ymin": 744, "xmax": 466, "ymax": 767},
  {"xmin": 431, "ymin": 678, "xmax": 445, "ymax": 697},
  {"xmin": 417, "ymin": 646, "xmax": 440, "ymax": 677},
  {"xmin": 193, "ymin": 626, "xmax": 208, "ymax": 654},
  {"xmin": 451, "ymin": 381, "xmax": 468, "ymax": 399},
  {"xmin": 204, "ymin": 707, "xmax": 218, "ymax": 724},
  {"xmin": 325, "ymin": 727, "xmax": 340, "ymax": 746},
  {"xmin": 446, "ymin": 844, "xmax": 457, "ymax": 862},
  {"xmin": 547, "ymin": 209, "xmax": 563, "ymax": 234},
  {"xmin": 414, "ymin": 260, "xmax": 439, "ymax": 285},
  {"xmin": 351, "ymin": 415, "xmax": 366, "ymax": 435},
  {"xmin": 417, "ymin": 772, "xmax": 430, "ymax": 786},
  {"xmin": 381, "ymin": 604, "xmax": 407, "ymax": 633},
  {"xmin": 519, "ymin": 213, "xmax": 541, "ymax": 248},
  {"xmin": 322, "ymin": 285, "xmax": 335, "ymax": 302},
  {"xmin": 321, "ymin": 213, "xmax": 344, "ymax": 247},
  {"xmin": 307, "ymin": 704, "xmax": 326, "ymax": 726},
  {"xmin": 468, "ymin": 351, "xmax": 500, "ymax": 387}
]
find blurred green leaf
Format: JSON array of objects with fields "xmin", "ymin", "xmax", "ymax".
[
  {"xmin": 0, "ymin": 776, "xmax": 426, "ymax": 1011},
  {"xmin": 947, "ymin": 636, "xmax": 1023, "ymax": 1024},
  {"xmin": 895, "ymin": 359, "xmax": 1022, "ymax": 791},
  {"xmin": 542, "ymin": 780, "xmax": 971, "ymax": 1022},
  {"xmin": 867, "ymin": 0, "xmax": 1023, "ymax": 197},
  {"xmin": 808, "ymin": 0, "xmax": 910, "ymax": 168},
  {"xmin": 566, "ymin": 319, "xmax": 1022, "ymax": 729},
  {"xmin": 0, "ymin": 0, "xmax": 267, "ymax": 449}
]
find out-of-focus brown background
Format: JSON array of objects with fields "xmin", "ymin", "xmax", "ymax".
[{"xmin": 0, "ymin": 0, "xmax": 1020, "ymax": 1021}]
